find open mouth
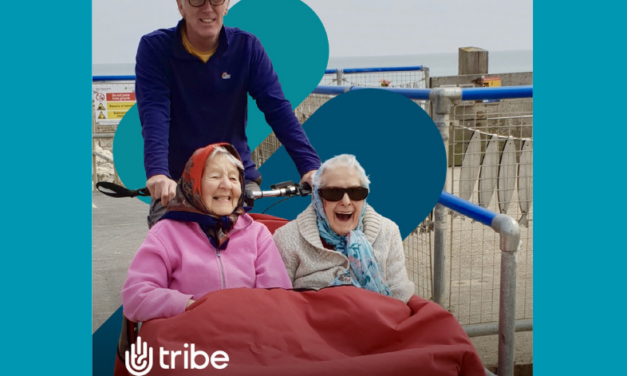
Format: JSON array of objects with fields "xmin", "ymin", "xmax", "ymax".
[
  {"xmin": 214, "ymin": 196, "xmax": 231, "ymax": 202},
  {"xmin": 335, "ymin": 212, "xmax": 353, "ymax": 222},
  {"xmin": 200, "ymin": 18, "xmax": 216, "ymax": 24}
]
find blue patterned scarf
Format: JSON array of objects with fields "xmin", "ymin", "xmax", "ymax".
[{"xmin": 312, "ymin": 182, "xmax": 391, "ymax": 297}]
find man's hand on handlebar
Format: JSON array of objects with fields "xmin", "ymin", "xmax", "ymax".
[
  {"xmin": 300, "ymin": 169, "xmax": 317, "ymax": 188},
  {"xmin": 146, "ymin": 174, "xmax": 177, "ymax": 206}
]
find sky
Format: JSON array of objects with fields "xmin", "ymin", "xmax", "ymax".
[{"xmin": 93, "ymin": 0, "xmax": 532, "ymax": 65}]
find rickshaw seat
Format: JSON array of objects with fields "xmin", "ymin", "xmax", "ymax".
[{"xmin": 248, "ymin": 213, "xmax": 291, "ymax": 235}]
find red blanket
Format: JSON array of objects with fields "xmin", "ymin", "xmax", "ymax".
[{"xmin": 129, "ymin": 286, "xmax": 484, "ymax": 376}]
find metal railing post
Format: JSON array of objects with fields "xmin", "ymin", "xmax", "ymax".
[
  {"xmin": 423, "ymin": 67, "xmax": 431, "ymax": 114},
  {"xmin": 336, "ymin": 69, "xmax": 344, "ymax": 86},
  {"xmin": 491, "ymin": 214, "xmax": 520, "ymax": 376},
  {"xmin": 423, "ymin": 67, "xmax": 430, "ymax": 89},
  {"xmin": 428, "ymin": 88, "xmax": 461, "ymax": 306}
]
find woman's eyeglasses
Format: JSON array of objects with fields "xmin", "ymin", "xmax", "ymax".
[
  {"xmin": 189, "ymin": 0, "xmax": 226, "ymax": 7},
  {"xmin": 318, "ymin": 187, "xmax": 369, "ymax": 202}
]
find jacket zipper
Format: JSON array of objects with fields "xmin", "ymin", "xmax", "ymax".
[
  {"xmin": 216, "ymin": 250, "xmax": 226, "ymax": 289},
  {"xmin": 212, "ymin": 224, "xmax": 244, "ymax": 290}
]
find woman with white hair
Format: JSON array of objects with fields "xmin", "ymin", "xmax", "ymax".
[
  {"xmin": 273, "ymin": 154, "xmax": 414, "ymax": 302},
  {"xmin": 122, "ymin": 143, "xmax": 292, "ymax": 322}
]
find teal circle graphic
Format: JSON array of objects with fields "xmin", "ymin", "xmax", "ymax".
[{"xmin": 253, "ymin": 89, "xmax": 447, "ymax": 237}]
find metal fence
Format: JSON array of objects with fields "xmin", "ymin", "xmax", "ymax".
[
  {"xmin": 437, "ymin": 191, "xmax": 521, "ymax": 376},
  {"xmin": 318, "ymin": 66, "xmax": 430, "ymax": 114},
  {"xmin": 321, "ymin": 66, "xmax": 429, "ymax": 89},
  {"xmin": 250, "ymin": 132, "xmax": 282, "ymax": 168},
  {"xmin": 447, "ymin": 97, "xmax": 533, "ymax": 325}
]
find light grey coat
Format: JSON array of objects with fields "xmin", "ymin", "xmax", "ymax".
[{"xmin": 273, "ymin": 204, "xmax": 415, "ymax": 302}]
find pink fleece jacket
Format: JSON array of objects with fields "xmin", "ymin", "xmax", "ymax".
[{"xmin": 122, "ymin": 214, "xmax": 292, "ymax": 322}]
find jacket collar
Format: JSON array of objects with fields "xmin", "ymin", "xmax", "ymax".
[
  {"xmin": 189, "ymin": 212, "xmax": 253, "ymax": 248},
  {"xmin": 232, "ymin": 212, "xmax": 253, "ymax": 232},
  {"xmin": 296, "ymin": 203, "xmax": 382, "ymax": 250},
  {"xmin": 173, "ymin": 19, "xmax": 231, "ymax": 60}
]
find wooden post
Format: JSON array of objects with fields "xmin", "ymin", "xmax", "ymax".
[{"xmin": 458, "ymin": 47, "xmax": 488, "ymax": 75}]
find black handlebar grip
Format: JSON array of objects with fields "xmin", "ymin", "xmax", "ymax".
[{"xmin": 299, "ymin": 182, "xmax": 312, "ymax": 196}]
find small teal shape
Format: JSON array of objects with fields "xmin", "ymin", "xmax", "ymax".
[
  {"xmin": 112, "ymin": 105, "xmax": 150, "ymax": 203},
  {"xmin": 225, "ymin": 0, "xmax": 330, "ymax": 150}
]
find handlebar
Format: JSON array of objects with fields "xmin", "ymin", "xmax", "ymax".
[
  {"xmin": 96, "ymin": 182, "xmax": 150, "ymax": 198},
  {"xmin": 245, "ymin": 181, "xmax": 311, "ymax": 201},
  {"xmin": 96, "ymin": 181, "xmax": 311, "ymax": 201}
]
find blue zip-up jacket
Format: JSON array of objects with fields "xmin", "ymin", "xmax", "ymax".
[{"xmin": 136, "ymin": 20, "xmax": 320, "ymax": 182}]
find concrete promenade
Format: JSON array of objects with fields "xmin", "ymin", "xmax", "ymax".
[{"xmin": 92, "ymin": 191, "xmax": 148, "ymax": 332}]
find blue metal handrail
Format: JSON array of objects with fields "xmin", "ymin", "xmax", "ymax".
[
  {"xmin": 312, "ymin": 86, "xmax": 347, "ymax": 95},
  {"xmin": 352, "ymin": 86, "xmax": 432, "ymax": 99},
  {"xmin": 313, "ymin": 85, "xmax": 533, "ymax": 100},
  {"xmin": 93, "ymin": 75, "xmax": 136, "ymax": 81},
  {"xmin": 438, "ymin": 191, "xmax": 497, "ymax": 226},
  {"xmin": 461, "ymin": 86, "xmax": 532, "ymax": 100},
  {"xmin": 325, "ymin": 66, "xmax": 424, "ymax": 74},
  {"xmin": 93, "ymin": 66, "xmax": 426, "ymax": 82}
]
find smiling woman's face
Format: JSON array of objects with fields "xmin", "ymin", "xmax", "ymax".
[
  {"xmin": 201, "ymin": 153, "xmax": 241, "ymax": 215},
  {"xmin": 320, "ymin": 166, "xmax": 364, "ymax": 236}
]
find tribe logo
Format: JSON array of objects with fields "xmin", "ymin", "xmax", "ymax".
[
  {"xmin": 126, "ymin": 337, "xmax": 229, "ymax": 375},
  {"xmin": 125, "ymin": 337, "xmax": 153, "ymax": 376},
  {"xmin": 222, "ymin": 72, "xmax": 231, "ymax": 79}
]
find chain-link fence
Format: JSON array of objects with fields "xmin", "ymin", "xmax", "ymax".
[
  {"xmin": 251, "ymin": 92, "xmax": 336, "ymax": 168},
  {"xmin": 250, "ymin": 132, "xmax": 282, "ymax": 169},
  {"xmin": 446, "ymin": 98, "xmax": 533, "ymax": 325},
  {"xmin": 404, "ymin": 215, "xmax": 435, "ymax": 300},
  {"xmin": 321, "ymin": 66, "xmax": 429, "ymax": 89}
]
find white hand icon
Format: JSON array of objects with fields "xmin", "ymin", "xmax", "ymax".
[{"xmin": 125, "ymin": 336, "xmax": 154, "ymax": 376}]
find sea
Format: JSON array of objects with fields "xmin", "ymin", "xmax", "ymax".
[{"xmin": 93, "ymin": 50, "xmax": 533, "ymax": 78}]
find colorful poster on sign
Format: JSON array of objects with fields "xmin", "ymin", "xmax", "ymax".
[{"xmin": 92, "ymin": 82, "xmax": 135, "ymax": 125}]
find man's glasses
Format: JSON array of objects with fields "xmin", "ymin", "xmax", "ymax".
[
  {"xmin": 318, "ymin": 187, "xmax": 369, "ymax": 202},
  {"xmin": 189, "ymin": 0, "xmax": 226, "ymax": 7}
]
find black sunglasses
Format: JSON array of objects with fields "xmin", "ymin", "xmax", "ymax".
[
  {"xmin": 318, "ymin": 187, "xmax": 369, "ymax": 202},
  {"xmin": 189, "ymin": 0, "xmax": 226, "ymax": 7}
]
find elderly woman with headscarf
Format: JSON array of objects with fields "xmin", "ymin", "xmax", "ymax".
[
  {"xmin": 122, "ymin": 143, "xmax": 292, "ymax": 322},
  {"xmin": 273, "ymin": 154, "xmax": 414, "ymax": 302}
]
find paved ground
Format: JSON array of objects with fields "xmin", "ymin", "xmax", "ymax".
[
  {"xmin": 92, "ymin": 190, "xmax": 532, "ymax": 367},
  {"xmin": 92, "ymin": 191, "xmax": 148, "ymax": 332}
]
